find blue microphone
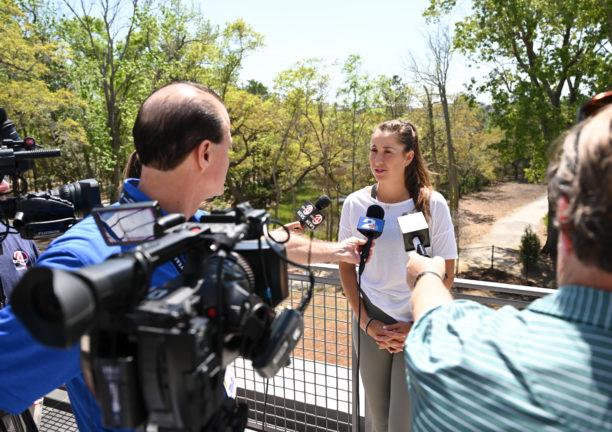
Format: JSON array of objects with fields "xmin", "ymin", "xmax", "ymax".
[{"xmin": 357, "ymin": 205, "xmax": 385, "ymax": 276}]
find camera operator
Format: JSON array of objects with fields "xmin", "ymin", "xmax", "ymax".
[
  {"xmin": 0, "ymin": 81, "xmax": 368, "ymax": 432},
  {"xmin": 0, "ymin": 177, "xmax": 40, "ymax": 307},
  {"xmin": 0, "ymin": 176, "xmax": 42, "ymax": 431}
]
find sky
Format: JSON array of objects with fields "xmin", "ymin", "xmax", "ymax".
[{"xmin": 201, "ymin": 0, "xmax": 483, "ymax": 98}]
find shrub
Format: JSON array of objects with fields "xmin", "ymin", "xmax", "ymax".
[{"xmin": 519, "ymin": 225, "xmax": 541, "ymax": 274}]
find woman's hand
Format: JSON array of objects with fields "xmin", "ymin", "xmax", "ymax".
[{"xmin": 366, "ymin": 320, "xmax": 413, "ymax": 354}]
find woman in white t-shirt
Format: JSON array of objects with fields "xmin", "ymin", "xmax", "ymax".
[{"xmin": 338, "ymin": 119, "xmax": 457, "ymax": 431}]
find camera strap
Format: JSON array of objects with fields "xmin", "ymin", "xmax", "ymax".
[{"xmin": 119, "ymin": 187, "xmax": 184, "ymax": 274}]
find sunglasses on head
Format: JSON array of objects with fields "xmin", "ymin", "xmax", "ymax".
[{"xmin": 577, "ymin": 91, "xmax": 612, "ymax": 122}]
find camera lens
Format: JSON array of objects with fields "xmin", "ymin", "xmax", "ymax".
[{"xmin": 33, "ymin": 283, "xmax": 63, "ymax": 323}]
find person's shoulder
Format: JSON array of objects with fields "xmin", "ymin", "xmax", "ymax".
[
  {"xmin": 343, "ymin": 187, "xmax": 371, "ymax": 207},
  {"xmin": 39, "ymin": 216, "xmax": 119, "ymax": 269},
  {"xmin": 430, "ymin": 190, "xmax": 448, "ymax": 205},
  {"xmin": 429, "ymin": 190, "xmax": 452, "ymax": 214}
]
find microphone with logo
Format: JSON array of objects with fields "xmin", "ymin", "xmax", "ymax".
[
  {"xmin": 357, "ymin": 205, "xmax": 385, "ymax": 276},
  {"xmin": 397, "ymin": 212, "xmax": 431, "ymax": 257},
  {"xmin": 295, "ymin": 195, "xmax": 332, "ymax": 231}
]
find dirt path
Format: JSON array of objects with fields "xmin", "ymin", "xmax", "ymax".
[
  {"xmin": 456, "ymin": 181, "xmax": 548, "ymax": 247},
  {"xmin": 468, "ymin": 194, "xmax": 548, "ymax": 249},
  {"xmin": 455, "ymin": 182, "xmax": 548, "ymax": 276}
]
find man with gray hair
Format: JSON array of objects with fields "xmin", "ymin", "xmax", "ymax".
[{"xmin": 403, "ymin": 93, "xmax": 612, "ymax": 431}]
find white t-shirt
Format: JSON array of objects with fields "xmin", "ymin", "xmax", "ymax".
[{"xmin": 338, "ymin": 187, "xmax": 457, "ymax": 322}]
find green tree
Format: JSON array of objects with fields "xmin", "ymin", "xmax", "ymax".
[
  {"xmin": 425, "ymin": 0, "xmax": 612, "ymax": 255},
  {"xmin": 407, "ymin": 24, "xmax": 459, "ymax": 213},
  {"xmin": 0, "ymin": 0, "xmax": 86, "ymax": 189},
  {"xmin": 273, "ymin": 60, "xmax": 350, "ymax": 239},
  {"xmin": 210, "ymin": 19, "xmax": 264, "ymax": 99},
  {"xmin": 376, "ymin": 74, "xmax": 413, "ymax": 120},
  {"xmin": 337, "ymin": 54, "xmax": 379, "ymax": 192}
]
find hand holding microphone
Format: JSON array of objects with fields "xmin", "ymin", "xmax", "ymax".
[
  {"xmin": 357, "ymin": 205, "xmax": 385, "ymax": 276},
  {"xmin": 405, "ymin": 252, "xmax": 446, "ymax": 289},
  {"xmin": 271, "ymin": 195, "xmax": 330, "ymax": 242},
  {"xmin": 398, "ymin": 212, "xmax": 449, "ymax": 287}
]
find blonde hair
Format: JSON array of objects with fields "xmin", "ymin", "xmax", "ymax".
[{"xmin": 547, "ymin": 104, "xmax": 612, "ymax": 271}]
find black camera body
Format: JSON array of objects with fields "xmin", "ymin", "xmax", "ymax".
[
  {"xmin": 12, "ymin": 203, "xmax": 304, "ymax": 431},
  {"xmin": 0, "ymin": 108, "xmax": 101, "ymax": 239}
]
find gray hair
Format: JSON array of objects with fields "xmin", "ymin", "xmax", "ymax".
[{"xmin": 547, "ymin": 104, "xmax": 612, "ymax": 271}]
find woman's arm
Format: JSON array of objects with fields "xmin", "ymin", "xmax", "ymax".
[
  {"xmin": 339, "ymin": 262, "xmax": 370, "ymax": 329},
  {"xmin": 340, "ymin": 261, "xmax": 407, "ymax": 353}
]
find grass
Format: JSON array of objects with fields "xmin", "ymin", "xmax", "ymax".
[
  {"xmin": 273, "ymin": 185, "xmax": 323, "ymax": 223},
  {"xmin": 272, "ymin": 184, "xmax": 339, "ymax": 240}
]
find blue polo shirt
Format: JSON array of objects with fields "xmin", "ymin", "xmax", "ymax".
[{"xmin": 0, "ymin": 178, "xmax": 205, "ymax": 432}]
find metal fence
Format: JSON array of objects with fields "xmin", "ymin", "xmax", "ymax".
[
  {"xmin": 233, "ymin": 264, "xmax": 356, "ymax": 432},
  {"xmin": 234, "ymin": 264, "xmax": 556, "ymax": 432},
  {"xmin": 39, "ymin": 264, "xmax": 556, "ymax": 432},
  {"xmin": 456, "ymin": 244, "xmax": 553, "ymax": 280}
]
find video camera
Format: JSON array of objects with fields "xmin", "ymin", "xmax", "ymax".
[
  {"xmin": 11, "ymin": 202, "xmax": 308, "ymax": 431},
  {"xmin": 0, "ymin": 108, "xmax": 101, "ymax": 239}
]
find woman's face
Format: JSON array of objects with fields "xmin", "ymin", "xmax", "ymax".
[{"xmin": 369, "ymin": 131, "xmax": 414, "ymax": 184}]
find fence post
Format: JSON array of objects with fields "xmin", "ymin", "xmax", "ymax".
[
  {"xmin": 491, "ymin": 245, "xmax": 494, "ymax": 269},
  {"xmin": 352, "ymin": 345, "xmax": 360, "ymax": 432}
]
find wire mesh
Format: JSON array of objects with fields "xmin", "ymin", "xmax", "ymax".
[{"xmin": 233, "ymin": 267, "xmax": 354, "ymax": 432}]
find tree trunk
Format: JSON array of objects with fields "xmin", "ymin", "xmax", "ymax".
[
  {"xmin": 440, "ymin": 88, "xmax": 458, "ymax": 212},
  {"xmin": 424, "ymin": 87, "xmax": 440, "ymax": 190}
]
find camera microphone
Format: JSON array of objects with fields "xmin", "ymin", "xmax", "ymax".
[
  {"xmin": 357, "ymin": 204, "xmax": 385, "ymax": 276},
  {"xmin": 397, "ymin": 212, "xmax": 430, "ymax": 256},
  {"xmin": 295, "ymin": 195, "xmax": 331, "ymax": 231}
]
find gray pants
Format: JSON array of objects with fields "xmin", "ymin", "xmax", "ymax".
[{"xmin": 353, "ymin": 316, "xmax": 411, "ymax": 432}]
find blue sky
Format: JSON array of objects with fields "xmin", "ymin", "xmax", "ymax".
[{"xmin": 202, "ymin": 0, "xmax": 483, "ymax": 97}]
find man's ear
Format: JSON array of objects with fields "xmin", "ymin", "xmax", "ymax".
[
  {"xmin": 558, "ymin": 196, "xmax": 573, "ymax": 253},
  {"xmin": 196, "ymin": 140, "xmax": 212, "ymax": 169}
]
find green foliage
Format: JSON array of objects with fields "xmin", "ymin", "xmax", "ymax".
[
  {"xmin": 2, "ymin": 0, "xmax": 521, "ymax": 227},
  {"xmin": 519, "ymin": 225, "xmax": 541, "ymax": 270},
  {"xmin": 242, "ymin": 80, "xmax": 269, "ymax": 98},
  {"xmin": 427, "ymin": 0, "xmax": 611, "ymax": 181}
]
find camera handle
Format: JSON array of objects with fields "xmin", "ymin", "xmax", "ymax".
[{"xmin": 252, "ymin": 307, "xmax": 304, "ymax": 378}]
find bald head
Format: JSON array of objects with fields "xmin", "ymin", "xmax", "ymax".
[{"xmin": 133, "ymin": 82, "xmax": 226, "ymax": 170}]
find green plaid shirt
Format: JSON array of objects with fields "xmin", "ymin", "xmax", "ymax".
[{"xmin": 405, "ymin": 285, "xmax": 612, "ymax": 431}]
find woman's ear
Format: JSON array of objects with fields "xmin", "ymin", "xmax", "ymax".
[{"xmin": 405, "ymin": 150, "xmax": 415, "ymax": 166}]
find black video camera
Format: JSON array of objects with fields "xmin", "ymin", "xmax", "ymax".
[
  {"xmin": 0, "ymin": 108, "xmax": 101, "ymax": 239},
  {"xmin": 11, "ymin": 202, "xmax": 307, "ymax": 431}
]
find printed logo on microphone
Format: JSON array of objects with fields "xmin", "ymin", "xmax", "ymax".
[
  {"xmin": 303, "ymin": 204, "xmax": 314, "ymax": 215},
  {"xmin": 357, "ymin": 216, "xmax": 384, "ymax": 233},
  {"xmin": 296, "ymin": 201, "xmax": 314, "ymax": 221},
  {"xmin": 312, "ymin": 214, "xmax": 323, "ymax": 225}
]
